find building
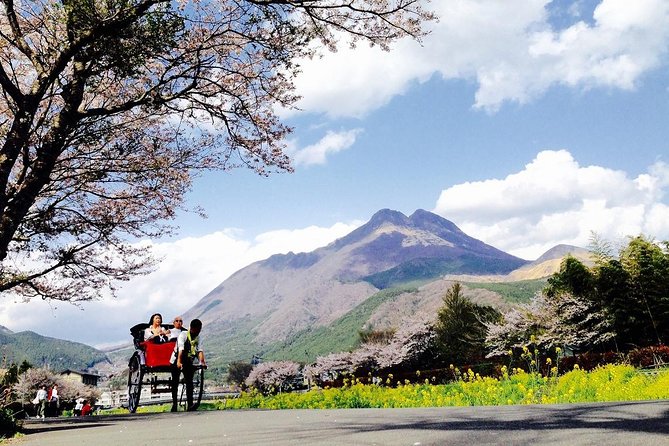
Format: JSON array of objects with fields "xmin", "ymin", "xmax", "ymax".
[{"xmin": 60, "ymin": 369, "xmax": 100, "ymax": 387}]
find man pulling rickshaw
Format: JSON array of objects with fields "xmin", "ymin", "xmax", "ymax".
[{"xmin": 170, "ymin": 318, "xmax": 207, "ymax": 412}]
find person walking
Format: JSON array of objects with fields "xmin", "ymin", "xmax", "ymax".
[
  {"xmin": 170, "ymin": 318, "xmax": 206, "ymax": 412},
  {"xmin": 34, "ymin": 386, "xmax": 47, "ymax": 419},
  {"xmin": 49, "ymin": 384, "xmax": 59, "ymax": 416}
]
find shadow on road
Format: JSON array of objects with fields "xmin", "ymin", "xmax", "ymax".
[
  {"xmin": 21, "ymin": 412, "xmax": 159, "ymax": 435},
  {"xmin": 335, "ymin": 401, "xmax": 669, "ymax": 436}
]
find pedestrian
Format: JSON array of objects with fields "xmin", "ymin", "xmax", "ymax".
[
  {"xmin": 34, "ymin": 386, "xmax": 47, "ymax": 419},
  {"xmin": 49, "ymin": 384, "xmax": 59, "ymax": 416}
]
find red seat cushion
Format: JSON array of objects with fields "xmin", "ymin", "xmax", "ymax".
[{"xmin": 141, "ymin": 340, "xmax": 176, "ymax": 367}]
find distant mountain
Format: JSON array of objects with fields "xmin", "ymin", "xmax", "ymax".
[
  {"xmin": 183, "ymin": 209, "xmax": 532, "ymax": 369},
  {"xmin": 444, "ymin": 244, "xmax": 591, "ymax": 283},
  {"xmin": 505, "ymin": 244, "xmax": 592, "ymax": 281},
  {"xmin": 0, "ymin": 329, "xmax": 109, "ymax": 371}
]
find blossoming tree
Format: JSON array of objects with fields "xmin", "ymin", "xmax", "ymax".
[{"xmin": 0, "ymin": 0, "xmax": 434, "ymax": 301}]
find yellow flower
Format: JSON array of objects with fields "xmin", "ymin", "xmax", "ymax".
[{"xmin": 546, "ymin": 358, "xmax": 552, "ymax": 365}]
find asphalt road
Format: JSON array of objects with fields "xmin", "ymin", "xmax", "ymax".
[{"xmin": 13, "ymin": 400, "xmax": 669, "ymax": 446}]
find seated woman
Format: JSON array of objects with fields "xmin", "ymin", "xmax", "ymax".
[{"xmin": 144, "ymin": 313, "xmax": 170, "ymax": 344}]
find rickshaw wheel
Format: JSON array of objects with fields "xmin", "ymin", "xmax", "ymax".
[
  {"xmin": 127, "ymin": 353, "xmax": 143, "ymax": 413},
  {"xmin": 178, "ymin": 366, "xmax": 205, "ymax": 410}
]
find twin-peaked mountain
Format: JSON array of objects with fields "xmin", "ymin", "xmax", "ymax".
[{"xmin": 184, "ymin": 209, "xmax": 531, "ymax": 352}]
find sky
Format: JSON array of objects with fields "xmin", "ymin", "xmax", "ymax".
[{"xmin": 2, "ymin": 0, "xmax": 669, "ymax": 351}]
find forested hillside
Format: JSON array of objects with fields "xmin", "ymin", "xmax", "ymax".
[{"xmin": 0, "ymin": 329, "xmax": 108, "ymax": 371}]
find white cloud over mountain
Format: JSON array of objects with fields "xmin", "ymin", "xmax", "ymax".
[
  {"xmin": 292, "ymin": 0, "xmax": 669, "ymax": 116},
  {"xmin": 434, "ymin": 149, "xmax": 669, "ymax": 259}
]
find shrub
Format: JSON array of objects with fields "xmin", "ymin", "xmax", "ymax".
[
  {"xmin": 0, "ymin": 406, "xmax": 18, "ymax": 439},
  {"xmin": 627, "ymin": 345, "xmax": 669, "ymax": 367}
]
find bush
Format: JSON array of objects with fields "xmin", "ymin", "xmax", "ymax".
[
  {"xmin": 0, "ymin": 407, "xmax": 18, "ymax": 439},
  {"xmin": 559, "ymin": 351, "xmax": 621, "ymax": 372},
  {"xmin": 628, "ymin": 345, "xmax": 669, "ymax": 367}
]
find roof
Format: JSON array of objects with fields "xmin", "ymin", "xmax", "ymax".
[{"xmin": 61, "ymin": 369, "xmax": 101, "ymax": 377}]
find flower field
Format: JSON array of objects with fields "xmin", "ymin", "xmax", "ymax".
[{"xmin": 218, "ymin": 364, "xmax": 669, "ymax": 410}]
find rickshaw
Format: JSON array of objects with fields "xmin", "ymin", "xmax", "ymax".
[{"xmin": 127, "ymin": 323, "xmax": 205, "ymax": 413}]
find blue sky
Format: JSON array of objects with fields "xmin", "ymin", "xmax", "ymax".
[{"xmin": 2, "ymin": 0, "xmax": 669, "ymax": 348}]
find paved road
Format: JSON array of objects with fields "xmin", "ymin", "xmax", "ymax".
[{"xmin": 14, "ymin": 400, "xmax": 669, "ymax": 446}]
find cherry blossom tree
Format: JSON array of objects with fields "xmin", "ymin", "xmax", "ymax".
[
  {"xmin": 304, "ymin": 317, "xmax": 437, "ymax": 386},
  {"xmin": 13, "ymin": 367, "xmax": 100, "ymax": 404},
  {"xmin": 485, "ymin": 292, "xmax": 615, "ymax": 357},
  {"xmin": 245, "ymin": 360, "xmax": 302, "ymax": 394},
  {"xmin": 0, "ymin": 0, "xmax": 435, "ymax": 301}
]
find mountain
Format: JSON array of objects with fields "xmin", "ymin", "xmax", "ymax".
[
  {"xmin": 0, "ymin": 329, "xmax": 109, "ymax": 371},
  {"xmin": 183, "ymin": 209, "xmax": 530, "ymax": 369},
  {"xmin": 446, "ymin": 244, "xmax": 592, "ymax": 283},
  {"xmin": 505, "ymin": 244, "xmax": 592, "ymax": 281}
]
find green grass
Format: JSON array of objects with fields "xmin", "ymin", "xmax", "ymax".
[
  {"xmin": 261, "ymin": 286, "xmax": 419, "ymax": 363},
  {"xmin": 464, "ymin": 279, "xmax": 547, "ymax": 304}
]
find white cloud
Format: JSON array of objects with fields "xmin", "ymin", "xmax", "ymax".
[
  {"xmin": 433, "ymin": 150, "xmax": 669, "ymax": 259},
  {"xmin": 0, "ymin": 222, "xmax": 361, "ymax": 348},
  {"xmin": 290, "ymin": 0, "xmax": 669, "ymax": 116},
  {"xmin": 287, "ymin": 129, "xmax": 363, "ymax": 166}
]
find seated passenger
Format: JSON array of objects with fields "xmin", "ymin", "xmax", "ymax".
[
  {"xmin": 169, "ymin": 316, "xmax": 184, "ymax": 340},
  {"xmin": 144, "ymin": 313, "xmax": 169, "ymax": 344}
]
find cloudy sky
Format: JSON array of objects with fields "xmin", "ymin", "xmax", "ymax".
[{"xmin": 2, "ymin": 0, "xmax": 669, "ymax": 349}]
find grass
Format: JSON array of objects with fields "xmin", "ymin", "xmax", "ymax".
[
  {"xmin": 261, "ymin": 286, "xmax": 418, "ymax": 363},
  {"xmin": 464, "ymin": 279, "xmax": 547, "ymax": 304}
]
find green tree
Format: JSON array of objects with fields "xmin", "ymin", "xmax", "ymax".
[
  {"xmin": 592, "ymin": 259, "xmax": 631, "ymax": 349},
  {"xmin": 227, "ymin": 361, "xmax": 253, "ymax": 388},
  {"xmin": 618, "ymin": 236, "xmax": 669, "ymax": 345},
  {"xmin": 0, "ymin": 0, "xmax": 435, "ymax": 301},
  {"xmin": 18, "ymin": 360, "xmax": 32, "ymax": 375},
  {"xmin": 543, "ymin": 236, "xmax": 669, "ymax": 350},
  {"xmin": 435, "ymin": 283, "xmax": 501, "ymax": 365},
  {"xmin": 545, "ymin": 255, "xmax": 594, "ymax": 298}
]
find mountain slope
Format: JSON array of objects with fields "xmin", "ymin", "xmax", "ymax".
[
  {"xmin": 0, "ymin": 328, "xmax": 109, "ymax": 371},
  {"xmin": 182, "ymin": 209, "xmax": 531, "ymax": 370}
]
